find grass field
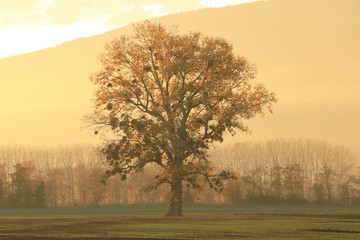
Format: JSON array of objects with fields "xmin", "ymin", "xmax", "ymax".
[{"xmin": 0, "ymin": 205, "xmax": 359, "ymax": 239}]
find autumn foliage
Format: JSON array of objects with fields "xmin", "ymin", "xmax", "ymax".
[{"xmin": 90, "ymin": 21, "xmax": 276, "ymax": 216}]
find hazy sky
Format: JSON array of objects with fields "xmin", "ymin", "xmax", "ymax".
[{"xmin": 0, "ymin": 0, "xmax": 259, "ymax": 59}]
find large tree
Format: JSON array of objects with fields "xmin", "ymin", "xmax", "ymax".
[{"xmin": 90, "ymin": 21, "xmax": 276, "ymax": 216}]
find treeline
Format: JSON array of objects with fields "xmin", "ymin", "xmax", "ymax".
[
  {"xmin": 211, "ymin": 139, "xmax": 360, "ymax": 205},
  {"xmin": 0, "ymin": 145, "xmax": 167, "ymax": 208},
  {"xmin": 0, "ymin": 139, "xmax": 359, "ymax": 208}
]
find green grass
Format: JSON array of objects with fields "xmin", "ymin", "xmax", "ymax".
[{"xmin": 0, "ymin": 205, "xmax": 359, "ymax": 239}]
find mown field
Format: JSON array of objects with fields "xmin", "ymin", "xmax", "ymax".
[{"xmin": 0, "ymin": 205, "xmax": 359, "ymax": 239}]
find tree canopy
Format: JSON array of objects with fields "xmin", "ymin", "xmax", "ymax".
[{"xmin": 90, "ymin": 21, "xmax": 277, "ymax": 216}]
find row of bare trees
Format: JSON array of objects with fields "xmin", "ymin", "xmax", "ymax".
[
  {"xmin": 0, "ymin": 139, "xmax": 359, "ymax": 208},
  {"xmin": 211, "ymin": 139, "xmax": 360, "ymax": 204},
  {"xmin": 0, "ymin": 145, "xmax": 170, "ymax": 208}
]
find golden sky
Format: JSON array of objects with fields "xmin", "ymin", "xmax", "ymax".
[{"xmin": 0, "ymin": 0, "xmax": 259, "ymax": 59}]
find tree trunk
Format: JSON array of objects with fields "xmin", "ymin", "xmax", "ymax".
[{"xmin": 166, "ymin": 176, "xmax": 183, "ymax": 216}]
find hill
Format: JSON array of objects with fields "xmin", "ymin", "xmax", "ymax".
[{"xmin": 0, "ymin": 0, "xmax": 359, "ymax": 153}]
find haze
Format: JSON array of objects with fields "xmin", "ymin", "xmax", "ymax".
[{"xmin": 0, "ymin": 0, "xmax": 359, "ymax": 156}]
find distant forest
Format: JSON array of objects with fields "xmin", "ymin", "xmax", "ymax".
[{"xmin": 0, "ymin": 138, "xmax": 359, "ymax": 208}]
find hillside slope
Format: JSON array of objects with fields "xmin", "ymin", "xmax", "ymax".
[{"xmin": 0, "ymin": 0, "xmax": 359, "ymax": 153}]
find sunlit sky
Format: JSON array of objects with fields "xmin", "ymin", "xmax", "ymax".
[{"xmin": 0, "ymin": 0, "xmax": 259, "ymax": 60}]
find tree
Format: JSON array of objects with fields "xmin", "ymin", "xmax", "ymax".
[
  {"xmin": 0, "ymin": 179, "xmax": 3, "ymax": 206},
  {"xmin": 0, "ymin": 163, "xmax": 7, "ymax": 207},
  {"xmin": 270, "ymin": 164, "xmax": 283, "ymax": 199},
  {"xmin": 224, "ymin": 179, "xmax": 244, "ymax": 203},
  {"xmin": 88, "ymin": 167, "xmax": 106, "ymax": 205},
  {"xmin": 89, "ymin": 21, "xmax": 276, "ymax": 216},
  {"xmin": 45, "ymin": 167, "xmax": 65, "ymax": 207},
  {"xmin": 10, "ymin": 163, "xmax": 34, "ymax": 208},
  {"xmin": 34, "ymin": 180, "xmax": 46, "ymax": 208},
  {"xmin": 282, "ymin": 162, "xmax": 305, "ymax": 200},
  {"xmin": 319, "ymin": 165, "xmax": 336, "ymax": 202}
]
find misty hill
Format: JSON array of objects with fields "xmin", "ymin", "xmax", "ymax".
[{"xmin": 0, "ymin": 0, "xmax": 359, "ymax": 154}]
